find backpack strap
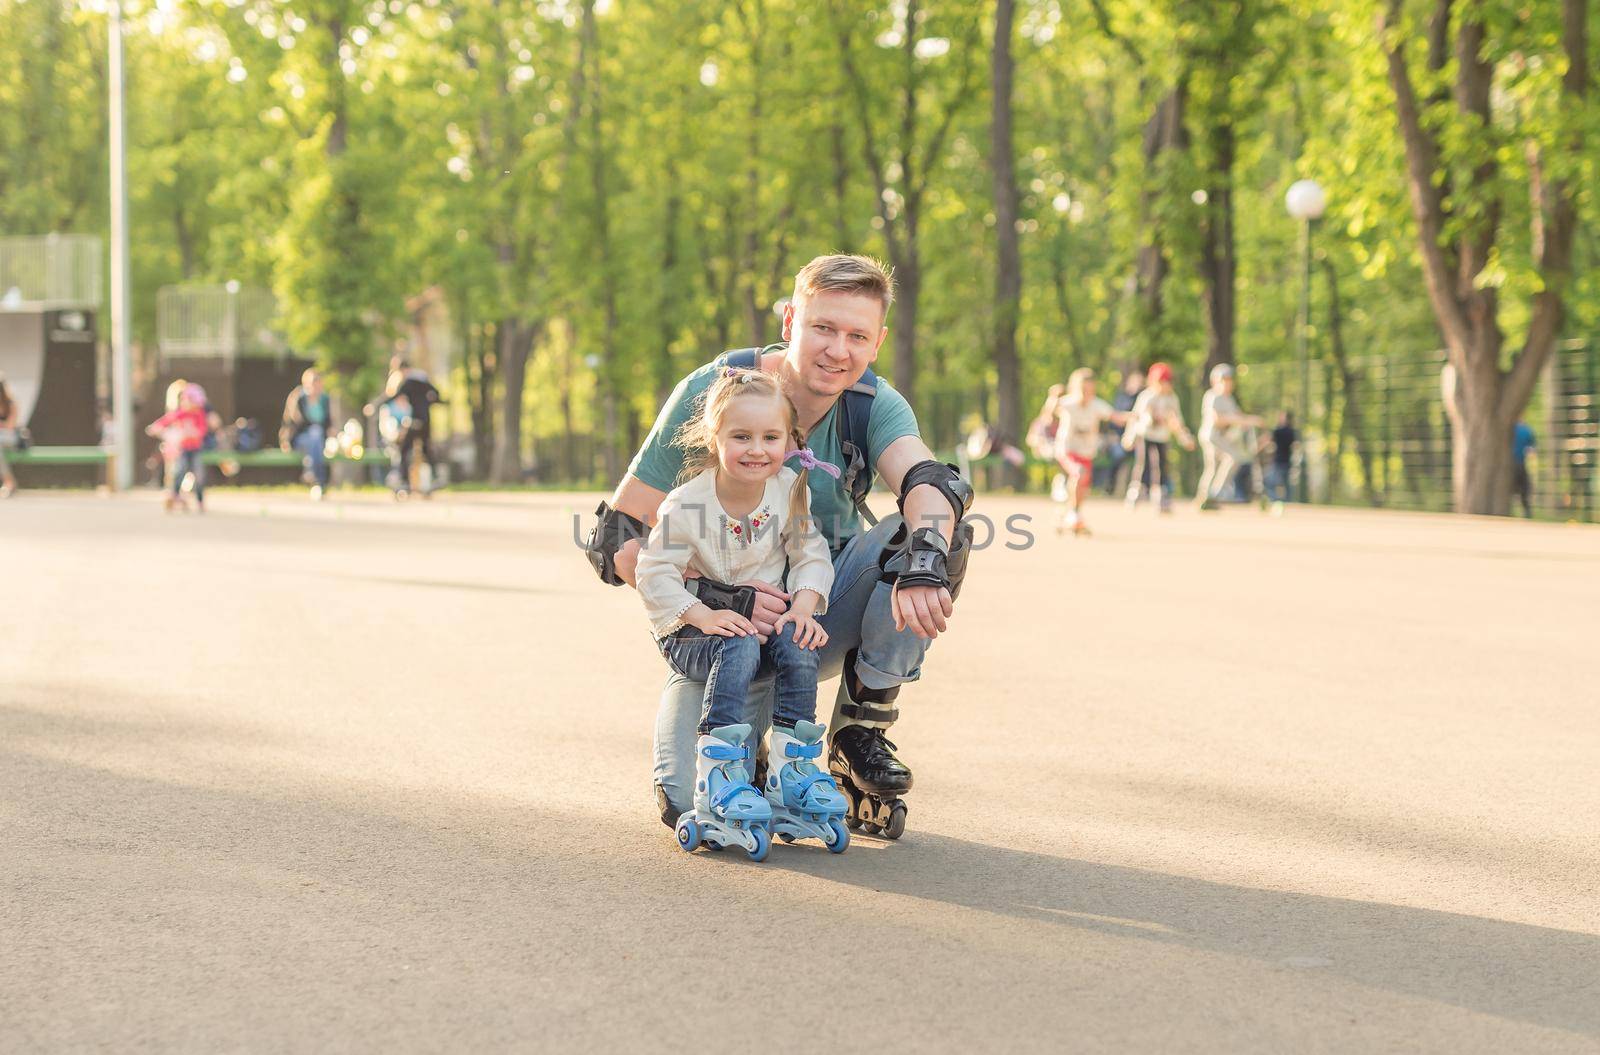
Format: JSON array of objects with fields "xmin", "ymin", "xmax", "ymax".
[
  {"xmin": 836, "ymin": 369, "xmax": 879, "ymax": 526},
  {"xmin": 721, "ymin": 347, "xmax": 765, "ymax": 371}
]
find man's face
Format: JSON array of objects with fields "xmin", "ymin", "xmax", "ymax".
[{"xmin": 782, "ymin": 290, "xmax": 887, "ymax": 399}]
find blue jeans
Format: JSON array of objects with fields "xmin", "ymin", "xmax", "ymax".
[
  {"xmin": 652, "ymin": 514, "xmax": 935, "ymax": 819},
  {"xmin": 1265, "ymin": 462, "xmax": 1290, "ymax": 502},
  {"xmin": 295, "ymin": 425, "xmax": 329, "ymax": 487},
  {"xmin": 659, "ymin": 622, "xmax": 821, "ymax": 733},
  {"xmin": 170, "ymin": 450, "xmax": 205, "ymax": 499}
]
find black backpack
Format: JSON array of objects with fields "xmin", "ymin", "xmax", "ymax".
[{"xmin": 721, "ymin": 346, "xmax": 880, "ymax": 525}]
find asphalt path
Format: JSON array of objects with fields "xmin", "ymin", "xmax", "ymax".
[{"xmin": 4, "ymin": 489, "xmax": 1597, "ymax": 1053}]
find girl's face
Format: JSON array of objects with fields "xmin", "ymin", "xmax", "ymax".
[
  {"xmin": 714, "ymin": 393, "xmax": 789, "ymax": 486},
  {"xmin": 1080, "ymin": 380, "xmax": 1097, "ymax": 402}
]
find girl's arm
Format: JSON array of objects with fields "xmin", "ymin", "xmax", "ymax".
[{"xmin": 635, "ymin": 492, "xmax": 713, "ymax": 635}]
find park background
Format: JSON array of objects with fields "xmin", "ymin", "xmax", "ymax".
[{"xmin": 0, "ymin": 0, "xmax": 1594, "ymax": 516}]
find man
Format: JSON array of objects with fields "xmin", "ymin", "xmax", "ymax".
[
  {"xmin": 585, "ymin": 254, "xmax": 974, "ymax": 840},
  {"xmin": 1194, "ymin": 364, "xmax": 1262, "ymax": 510},
  {"xmin": 386, "ymin": 360, "xmax": 441, "ymax": 495},
  {"xmin": 1265, "ymin": 411, "xmax": 1297, "ymax": 512},
  {"xmin": 280, "ymin": 368, "xmax": 333, "ymax": 500},
  {"xmin": 1511, "ymin": 418, "xmax": 1536, "ymax": 518}
]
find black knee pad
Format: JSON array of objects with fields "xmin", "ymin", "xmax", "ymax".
[{"xmin": 841, "ymin": 648, "xmax": 901, "ymax": 724}]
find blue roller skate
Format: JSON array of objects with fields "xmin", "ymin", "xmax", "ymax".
[
  {"xmin": 675, "ymin": 723, "xmax": 772, "ymax": 862},
  {"xmin": 763, "ymin": 721, "xmax": 850, "ymax": 854}
]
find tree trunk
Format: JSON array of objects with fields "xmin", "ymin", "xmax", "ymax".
[
  {"xmin": 1321, "ymin": 258, "xmax": 1375, "ymax": 503},
  {"xmin": 990, "ymin": 0, "xmax": 1022, "ymax": 489},
  {"xmin": 1134, "ymin": 83, "xmax": 1187, "ymax": 327},
  {"xmin": 892, "ymin": 254, "xmax": 919, "ymax": 405},
  {"xmin": 1198, "ymin": 116, "xmax": 1235, "ymax": 386},
  {"xmin": 1378, "ymin": 0, "xmax": 1586, "ymax": 514},
  {"xmin": 491, "ymin": 318, "xmax": 539, "ymax": 483}
]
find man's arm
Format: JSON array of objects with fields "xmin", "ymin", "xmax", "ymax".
[
  {"xmin": 606, "ymin": 474, "xmax": 671, "ymax": 588},
  {"xmin": 876, "ymin": 435, "xmax": 961, "ymax": 640}
]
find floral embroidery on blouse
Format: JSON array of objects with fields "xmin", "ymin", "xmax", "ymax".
[{"xmin": 723, "ymin": 505, "xmax": 772, "ymax": 545}]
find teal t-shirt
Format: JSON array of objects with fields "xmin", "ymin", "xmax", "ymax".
[{"xmin": 626, "ymin": 352, "xmax": 921, "ymax": 549}]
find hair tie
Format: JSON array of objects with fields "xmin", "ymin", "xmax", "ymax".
[{"xmin": 784, "ymin": 447, "xmax": 841, "ymax": 479}]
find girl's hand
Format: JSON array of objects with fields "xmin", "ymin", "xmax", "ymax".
[
  {"xmin": 688, "ymin": 606, "xmax": 759, "ymax": 638},
  {"xmin": 773, "ymin": 611, "xmax": 828, "ymax": 650}
]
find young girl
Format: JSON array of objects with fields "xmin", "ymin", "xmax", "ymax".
[
  {"xmin": 1052, "ymin": 368, "xmax": 1126, "ymax": 535},
  {"xmin": 635, "ymin": 369, "xmax": 849, "ymax": 860},
  {"xmin": 146, "ymin": 383, "xmax": 210, "ymax": 513},
  {"xmin": 1122, "ymin": 362, "xmax": 1194, "ymax": 513}
]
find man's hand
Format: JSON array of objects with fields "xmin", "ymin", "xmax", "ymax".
[
  {"xmin": 892, "ymin": 582, "xmax": 954, "ymax": 640},
  {"xmin": 739, "ymin": 581, "xmax": 790, "ymax": 644}
]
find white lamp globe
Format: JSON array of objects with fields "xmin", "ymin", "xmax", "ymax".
[{"xmin": 1285, "ymin": 179, "xmax": 1327, "ymax": 221}]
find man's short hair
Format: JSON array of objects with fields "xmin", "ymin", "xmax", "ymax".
[{"xmin": 792, "ymin": 254, "xmax": 894, "ymax": 314}]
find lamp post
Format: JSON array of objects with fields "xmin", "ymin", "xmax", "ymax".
[
  {"xmin": 109, "ymin": 0, "xmax": 133, "ymax": 490},
  {"xmin": 1285, "ymin": 179, "xmax": 1325, "ymax": 503}
]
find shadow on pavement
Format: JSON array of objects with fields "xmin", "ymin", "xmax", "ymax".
[{"xmin": 779, "ymin": 829, "xmax": 1599, "ymax": 1038}]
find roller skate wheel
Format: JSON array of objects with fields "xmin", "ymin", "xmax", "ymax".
[
  {"xmin": 675, "ymin": 816, "xmax": 701, "ymax": 852},
  {"xmin": 777, "ymin": 832, "xmax": 795, "ymax": 844},
  {"xmin": 746, "ymin": 827, "xmax": 770, "ymax": 863},
  {"xmin": 860, "ymin": 822, "xmax": 882, "ymax": 836},
  {"xmin": 825, "ymin": 818, "xmax": 850, "ymax": 854},
  {"xmin": 883, "ymin": 802, "xmax": 908, "ymax": 840},
  {"xmin": 845, "ymin": 816, "xmax": 862, "ymax": 831}
]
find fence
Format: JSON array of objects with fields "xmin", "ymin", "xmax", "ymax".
[
  {"xmin": 1236, "ymin": 340, "xmax": 1598, "ymax": 520},
  {"xmin": 156, "ymin": 283, "xmax": 285, "ymax": 366},
  {"xmin": 0, "ymin": 235, "xmax": 101, "ymax": 310}
]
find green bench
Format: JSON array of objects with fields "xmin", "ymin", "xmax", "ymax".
[{"xmin": 9, "ymin": 446, "xmax": 390, "ymax": 488}]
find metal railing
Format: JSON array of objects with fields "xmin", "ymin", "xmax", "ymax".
[
  {"xmin": 0, "ymin": 235, "xmax": 102, "ymax": 310},
  {"xmin": 156, "ymin": 283, "xmax": 286, "ymax": 365},
  {"xmin": 1236, "ymin": 341, "xmax": 1597, "ymax": 520}
]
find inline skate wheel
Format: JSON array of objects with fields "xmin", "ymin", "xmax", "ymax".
[
  {"xmin": 883, "ymin": 801, "xmax": 907, "ymax": 840},
  {"xmin": 777, "ymin": 832, "xmax": 796, "ymax": 844},
  {"xmin": 675, "ymin": 816, "xmax": 701, "ymax": 852},
  {"xmin": 747, "ymin": 827, "xmax": 770, "ymax": 863},
  {"xmin": 825, "ymin": 818, "xmax": 850, "ymax": 854},
  {"xmin": 860, "ymin": 821, "xmax": 882, "ymax": 836},
  {"xmin": 845, "ymin": 816, "xmax": 862, "ymax": 831}
]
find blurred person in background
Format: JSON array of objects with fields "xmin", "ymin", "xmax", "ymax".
[
  {"xmin": 1122, "ymin": 362, "xmax": 1193, "ymax": 513},
  {"xmin": 1100, "ymin": 368, "xmax": 1144, "ymax": 495},
  {"xmin": 1265, "ymin": 411, "xmax": 1297, "ymax": 514},
  {"xmin": 0, "ymin": 371, "xmax": 19, "ymax": 498},
  {"xmin": 1194, "ymin": 364, "xmax": 1263, "ymax": 511},
  {"xmin": 281, "ymin": 368, "xmax": 333, "ymax": 500},
  {"xmin": 1512, "ymin": 418, "xmax": 1536, "ymax": 518}
]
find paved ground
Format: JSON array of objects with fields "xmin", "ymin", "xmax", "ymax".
[{"xmin": 3, "ymin": 489, "xmax": 1597, "ymax": 1053}]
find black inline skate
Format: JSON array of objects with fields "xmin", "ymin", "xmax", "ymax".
[{"xmin": 828, "ymin": 724, "xmax": 912, "ymax": 839}]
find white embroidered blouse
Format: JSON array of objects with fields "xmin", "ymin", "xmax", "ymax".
[{"xmin": 635, "ymin": 467, "xmax": 835, "ymax": 638}]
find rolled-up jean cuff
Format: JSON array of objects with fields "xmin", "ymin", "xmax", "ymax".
[{"xmin": 853, "ymin": 652, "xmax": 922, "ymax": 692}]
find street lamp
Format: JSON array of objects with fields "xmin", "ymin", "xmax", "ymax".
[
  {"xmin": 1285, "ymin": 179, "xmax": 1325, "ymax": 503},
  {"xmin": 109, "ymin": 0, "xmax": 133, "ymax": 489}
]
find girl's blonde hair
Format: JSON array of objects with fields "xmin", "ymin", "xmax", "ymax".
[{"xmin": 673, "ymin": 368, "xmax": 812, "ymax": 530}]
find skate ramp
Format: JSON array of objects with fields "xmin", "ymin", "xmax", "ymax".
[{"xmin": 0, "ymin": 311, "xmax": 44, "ymax": 424}]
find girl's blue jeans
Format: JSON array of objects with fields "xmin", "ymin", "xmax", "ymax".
[{"xmin": 658, "ymin": 622, "xmax": 820, "ymax": 734}]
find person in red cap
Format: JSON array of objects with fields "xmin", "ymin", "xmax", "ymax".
[{"xmin": 1120, "ymin": 362, "xmax": 1194, "ymax": 512}]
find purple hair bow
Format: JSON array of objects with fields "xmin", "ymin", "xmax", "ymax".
[{"xmin": 784, "ymin": 447, "xmax": 841, "ymax": 479}]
